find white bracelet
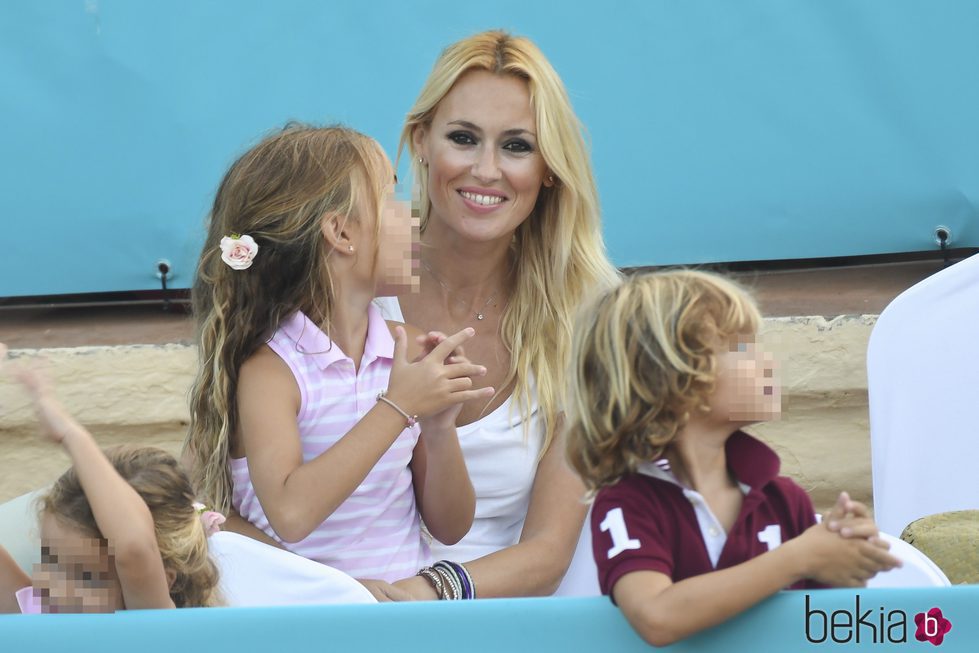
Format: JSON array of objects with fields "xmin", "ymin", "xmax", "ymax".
[{"xmin": 376, "ymin": 391, "xmax": 418, "ymax": 428}]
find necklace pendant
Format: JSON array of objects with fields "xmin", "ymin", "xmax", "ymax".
[{"xmin": 476, "ymin": 313, "xmax": 485, "ymax": 320}]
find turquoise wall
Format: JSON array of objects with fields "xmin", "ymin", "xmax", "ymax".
[
  {"xmin": 1, "ymin": 589, "xmax": 975, "ymax": 651},
  {"xmin": 2, "ymin": 1, "xmax": 977, "ymax": 297}
]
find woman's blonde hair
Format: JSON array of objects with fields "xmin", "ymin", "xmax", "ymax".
[
  {"xmin": 41, "ymin": 445, "xmax": 221, "ymax": 607},
  {"xmin": 185, "ymin": 123, "xmax": 390, "ymax": 512},
  {"xmin": 401, "ymin": 30, "xmax": 620, "ymax": 452},
  {"xmin": 566, "ymin": 269, "xmax": 763, "ymax": 493}
]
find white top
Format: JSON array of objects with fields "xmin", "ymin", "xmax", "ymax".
[
  {"xmin": 868, "ymin": 252, "xmax": 979, "ymax": 536},
  {"xmin": 209, "ymin": 531, "xmax": 377, "ymax": 606},
  {"xmin": 231, "ymin": 306, "xmax": 427, "ymax": 583},
  {"xmin": 374, "ymin": 296, "xmax": 543, "ymax": 562},
  {"xmin": 373, "ymin": 296, "xmax": 600, "ymax": 596}
]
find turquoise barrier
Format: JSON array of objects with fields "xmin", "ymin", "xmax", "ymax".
[
  {"xmin": 0, "ymin": 589, "xmax": 975, "ymax": 651},
  {"xmin": 2, "ymin": 1, "xmax": 978, "ymax": 297}
]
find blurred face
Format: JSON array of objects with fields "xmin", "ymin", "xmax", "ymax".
[
  {"xmin": 709, "ymin": 334, "xmax": 781, "ymax": 425},
  {"xmin": 375, "ymin": 186, "xmax": 419, "ymax": 295},
  {"xmin": 34, "ymin": 512, "xmax": 124, "ymax": 613},
  {"xmin": 414, "ymin": 69, "xmax": 551, "ymax": 243},
  {"xmin": 347, "ymin": 154, "xmax": 419, "ymax": 294}
]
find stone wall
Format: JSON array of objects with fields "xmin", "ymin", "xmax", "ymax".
[{"xmin": 0, "ymin": 316, "xmax": 878, "ymax": 513}]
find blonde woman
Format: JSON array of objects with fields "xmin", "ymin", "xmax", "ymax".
[{"xmin": 373, "ymin": 30, "xmax": 620, "ymax": 599}]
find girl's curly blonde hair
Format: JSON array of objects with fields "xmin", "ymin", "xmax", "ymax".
[
  {"xmin": 565, "ymin": 269, "xmax": 762, "ymax": 494},
  {"xmin": 41, "ymin": 445, "xmax": 221, "ymax": 607}
]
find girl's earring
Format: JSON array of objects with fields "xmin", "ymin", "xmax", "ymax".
[
  {"xmin": 547, "ymin": 174, "xmax": 556, "ymax": 185},
  {"xmin": 417, "ymin": 157, "xmax": 426, "ymax": 165}
]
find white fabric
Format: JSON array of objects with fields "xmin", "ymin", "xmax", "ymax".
[
  {"xmin": 373, "ymin": 296, "xmax": 599, "ymax": 596},
  {"xmin": 866, "ymin": 532, "xmax": 950, "ymax": 588},
  {"xmin": 867, "ymin": 252, "xmax": 979, "ymax": 536},
  {"xmin": 210, "ymin": 531, "xmax": 376, "ymax": 606},
  {"xmin": 0, "ymin": 489, "xmax": 43, "ymax": 574}
]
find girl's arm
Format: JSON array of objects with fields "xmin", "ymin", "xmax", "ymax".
[
  {"xmin": 396, "ymin": 426, "xmax": 587, "ymax": 598},
  {"xmin": 220, "ymin": 511, "xmax": 286, "ymax": 549},
  {"xmin": 410, "ymin": 426, "xmax": 475, "ymax": 545},
  {"xmin": 405, "ymin": 329, "xmax": 476, "ymax": 546},
  {"xmin": 178, "ymin": 448, "xmax": 284, "ymax": 550},
  {"xmin": 14, "ymin": 368, "xmax": 175, "ymax": 610},
  {"xmin": 0, "ymin": 544, "xmax": 31, "ymax": 613},
  {"xmin": 238, "ymin": 328, "xmax": 490, "ymax": 543},
  {"xmin": 612, "ymin": 521, "xmax": 901, "ymax": 647}
]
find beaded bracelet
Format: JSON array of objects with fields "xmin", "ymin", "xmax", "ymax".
[
  {"xmin": 419, "ymin": 561, "xmax": 477, "ymax": 600},
  {"xmin": 376, "ymin": 391, "xmax": 418, "ymax": 428},
  {"xmin": 435, "ymin": 560, "xmax": 477, "ymax": 600},
  {"xmin": 449, "ymin": 560, "xmax": 476, "ymax": 600},
  {"xmin": 434, "ymin": 562, "xmax": 460, "ymax": 600},
  {"xmin": 417, "ymin": 566, "xmax": 445, "ymax": 599}
]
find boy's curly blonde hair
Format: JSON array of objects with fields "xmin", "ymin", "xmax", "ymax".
[{"xmin": 565, "ymin": 269, "xmax": 762, "ymax": 494}]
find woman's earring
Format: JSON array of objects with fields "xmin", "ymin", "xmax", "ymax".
[
  {"xmin": 547, "ymin": 174, "xmax": 556, "ymax": 186},
  {"xmin": 348, "ymin": 245, "xmax": 354, "ymax": 252},
  {"xmin": 417, "ymin": 157, "xmax": 426, "ymax": 165}
]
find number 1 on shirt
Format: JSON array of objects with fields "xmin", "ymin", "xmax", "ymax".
[{"xmin": 600, "ymin": 507, "xmax": 641, "ymax": 559}]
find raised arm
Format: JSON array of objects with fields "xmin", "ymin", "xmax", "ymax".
[{"xmin": 12, "ymin": 366, "xmax": 175, "ymax": 610}]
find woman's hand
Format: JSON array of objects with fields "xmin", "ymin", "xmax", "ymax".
[
  {"xmin": 386, "ymin": 326, "xmax": 493, "ymax": 420},
  {"xmin": 392, "ymin": 574, "xmax": 439, "ymax": 601},
  {"xmin": 357, "ymin": 578, "xmax": 416, "ymax": 602}
]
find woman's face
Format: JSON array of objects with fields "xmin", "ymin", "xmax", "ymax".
[{"xmin": 414, "ymin": 69, "xmax": 551, "ymax": 244}]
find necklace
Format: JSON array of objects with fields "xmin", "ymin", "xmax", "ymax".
[{"xmin": 421, "ymin": 260, "xmax": 504, "ymax": 321}]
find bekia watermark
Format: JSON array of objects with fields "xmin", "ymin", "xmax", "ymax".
[{"xmin": 805, "ymin": 594, "xmax": 952, "ymax": 646}]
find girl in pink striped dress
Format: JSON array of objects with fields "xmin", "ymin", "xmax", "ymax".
[{"xmin": 184, "ymin": 125, "xmax": 488, "ymax": 586}]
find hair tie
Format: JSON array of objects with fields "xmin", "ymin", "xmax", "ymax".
[{"xmin": 193, "ymin": 502, "xmax": 227, "ymax": 537}]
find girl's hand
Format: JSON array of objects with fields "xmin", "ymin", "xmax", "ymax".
[
  {"xmin": 2, "ymin": 349, "xmax": 79, "ymax": 445},
  {"xmin": 791, "ymin": 521, "xmax": 902, "ymax": 587},
  {"xmin": 386, "ymin": 326, "xmax": 493, "ymax": 420},
  {"xmin": 414, "ymin": 331, "xmax": 486, "ymax": 431}
]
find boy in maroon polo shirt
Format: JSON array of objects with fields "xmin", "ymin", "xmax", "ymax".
[{"xmin": 566, "ymin": 270, "xmax": 901, "ymax": 647}]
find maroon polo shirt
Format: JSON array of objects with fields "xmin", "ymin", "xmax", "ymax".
[{"xmin": 591, "ymin": 431, "xmax": 819, "ymax": 600}]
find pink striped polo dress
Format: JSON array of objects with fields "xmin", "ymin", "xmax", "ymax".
[{"xmin": 230, "ymin": 304, "xmax": 428, "ymax": 582}]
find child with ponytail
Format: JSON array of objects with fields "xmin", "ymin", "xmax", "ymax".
[
  {"xmin": 184, "ymin": 124, "xmax": 485, "ymax": 585},
  {"xmin": 0, "ymin": 344, "xmax": 220, "ymax": 613}
]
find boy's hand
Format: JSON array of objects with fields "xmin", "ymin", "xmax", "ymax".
[
  {"xmin": 823, "ymin": 491, "xmax": 884, "ymax": 541},
  {"xmin": 792, "ymin": 521, "xmax": 902, "ymax": 587}
]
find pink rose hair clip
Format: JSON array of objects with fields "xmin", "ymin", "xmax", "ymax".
[{"xmin": 220, "ymin": 233, "xmax": 259, "ymax": 270}]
